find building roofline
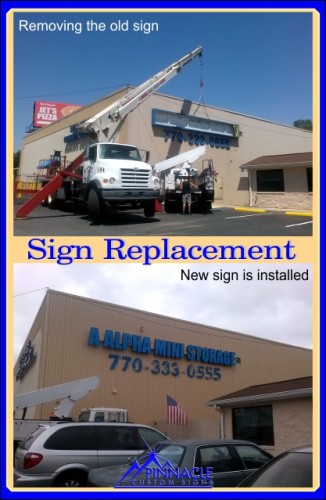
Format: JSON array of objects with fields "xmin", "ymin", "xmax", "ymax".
[
  {"xmin": 43, "ymin": 289, "xmax": 311, "ymax": 352},
  {"xmin": 206, "ymin": 388, "xmax": 312, "ymax": 407}
]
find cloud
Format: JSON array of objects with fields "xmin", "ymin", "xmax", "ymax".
[{"xmin": 13, "ymin": 263, "xmax": 312, "ymax": 362}]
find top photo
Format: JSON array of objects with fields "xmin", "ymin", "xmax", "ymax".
[{"xmin": 12, "ymin": 10, "xmax": 315, "ymax": 236}]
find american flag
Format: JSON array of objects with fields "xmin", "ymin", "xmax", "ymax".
[{"xmin": 167, "ymin": 395, "xmax": 187, "ymax": 425}]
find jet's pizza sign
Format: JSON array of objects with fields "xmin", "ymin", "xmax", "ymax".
[{"xmin": 33, "ymin": 101, "xmax": 82, "ymax": 127}]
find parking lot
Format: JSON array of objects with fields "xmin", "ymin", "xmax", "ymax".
[{"xmin": 13, "ymin": 200, "xmax": 313, "ymax": 237}]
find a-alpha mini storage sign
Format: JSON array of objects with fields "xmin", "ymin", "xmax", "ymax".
[
  {"xmin": 33, "ymin": 101, "xmax": 82, "ymax": 127},
  {"xmin": 88, "ymin": 328, "xmax": 238, "ymax": 383}
]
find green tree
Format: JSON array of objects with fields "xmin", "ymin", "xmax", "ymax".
[{"xmin": 293, "ymin": 119, "xmax": 312, "ymax": 131}]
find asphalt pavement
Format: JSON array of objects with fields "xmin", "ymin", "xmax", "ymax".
[{"xmin": 13, "ymin": 199, "xmax": 313, "ymax": 237}]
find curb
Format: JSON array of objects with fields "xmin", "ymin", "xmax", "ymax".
[
  {"xmin": 285, "ymin": 211, "xmax": 313, "ymax": 217},
  {"xmin": 234, "ymin": 207, "xmax": 266, "ymax": 213}
]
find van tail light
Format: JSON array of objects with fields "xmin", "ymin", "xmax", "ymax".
[{"xmin": 23, "ymin": 453, "xmax": 43, "ymax": 469}]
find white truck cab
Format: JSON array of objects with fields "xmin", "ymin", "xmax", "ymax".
[
  {"xmin": 77, "ymin": 407, "xmax": 128, "ymax": 423},
  {"xmin": 82, "ymin": 142, "xmax": 160, "ymax": 218}
]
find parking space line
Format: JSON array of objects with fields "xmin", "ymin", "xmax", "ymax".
[
  {"xmin": 225, "ymin": 213, "xmax": 268, "ymax": 220},
  {"xmin": 285, "ymin": 220, "xmax": 313, "ymax": 228}
]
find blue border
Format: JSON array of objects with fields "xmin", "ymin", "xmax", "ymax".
[{"xmin": 2, "ymin": 1, "xmax": 325, "ymax": 499}]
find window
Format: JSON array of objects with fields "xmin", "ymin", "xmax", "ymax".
[
  {"xmin": 256, "ymin": 169, "xmax": 284, "ymax": 192},
  {"xmin": 44, "ymin": 426, "xmax": 97, "ymax": 450},
  {"xmin": 78, "ymin": 411, "xmax": 91, "ymax": 422},
  {"xmin": 96, "ymin": 426, "xmax": 139, "ymax": 451},
  {"xmin": 88, "ymin": 146, "xmax": 97, "ymax": 162},
  {"xmin": 137, "ymin": 427, "xmax": 167, "ymax": 449},
  {"xmin": 98, "ymin": 144, "xmax": 141, "ymax": 161},
  {"xmin": 138, "ymin": 444, "xmax": 185, "ymax": 468},
  {"xmin": 233, "ymin": 444, "xmax": 272, "ymax": 470},
  {"xmin": 306, "ymin": 167, "xmax": 312, "ymax": 192},
  {"xmin": 94, "ymin": 412, "xmax": 105, "ymax": 422},
  {"xmin": 232, "ymin": 406, "xmax": 274, "ymax": 446},
  {"xmin": 195, "ymin": 445, "xmax": 236, "ymax": 473}
]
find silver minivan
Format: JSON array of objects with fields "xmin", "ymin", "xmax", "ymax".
[{"xmin": 14, "ymin": 422, "xmax": 169, "ymax": 487}]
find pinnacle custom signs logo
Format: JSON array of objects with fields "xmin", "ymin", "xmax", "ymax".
[{"xmin": 115, "ymin": 442, "xmax": 213, "ymax": 488}]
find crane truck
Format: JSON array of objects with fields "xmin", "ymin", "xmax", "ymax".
[
  {"xmin": 154, "ymin": 145, "xmax": 217, "ymax": 212},
  {"xmin": 13, "ymin": 375, "xmax": 128, "ymax": 450},
  {"xmin": 15, "ymin": 46, "xmax": 203, "ymax": 220}
]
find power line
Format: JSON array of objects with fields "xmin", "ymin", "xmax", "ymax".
[
  {"xmin": 15, "ymin": 84, "xmax": 129, "ymax": 100},
  {"xmin": 14, "ymin": 287, "xmax": 48, "ymax": 298}
]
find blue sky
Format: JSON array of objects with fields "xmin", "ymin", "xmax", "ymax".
[{"xmin": 13, "ymin": 9, "xmax": 313, "ymax": 151}]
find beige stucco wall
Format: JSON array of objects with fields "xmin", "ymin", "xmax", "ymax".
[
  {"xmin": 13, "ymin": 290, "xmax": 312, "ymax": 440},
  {"xmin": 18, "ymin": 90, "xmax": 312, "ymax": 207}
]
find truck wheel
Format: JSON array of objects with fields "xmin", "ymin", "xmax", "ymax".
[
  {"xmin": 164, "ymin": 199, "xmax": 173, "ymax": 213},
  {"xmin": 201, "ymin": 200, "xmax": 212, "ymax": 213},
  {"xmin": 87, "ymin": 188, "xmax": 103, "ymax": 218},
  {"xmin": 144, "ymin": 200, "xmax": 155, "ymax": 217},
  {"xmin": 53, "ymin": 470, "xmax": 87, "ymax": 487},
  {"xmin": 47, "ymin": 192, "xmax": 60, "ymax": 209}
]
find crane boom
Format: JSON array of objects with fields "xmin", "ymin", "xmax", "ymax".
[
  {"xmin": 81, "ymin": 46, "xmax": 203, "ymax": 141},
  {"xmin": 14, "ymin": 376, "xmax": 100, "ymax": 417},
  {"xmin": 153, "ymin": 145, "xmax": 206, "ymax": 174}
]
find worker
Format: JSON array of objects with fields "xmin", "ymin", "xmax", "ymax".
[
  {"xmin": 181, "ymin": 176, "xmax": 194, "ymax": 214},
  {"xmin": 49, "ymin": 401, "xmax": 60, "ymax": 420}
]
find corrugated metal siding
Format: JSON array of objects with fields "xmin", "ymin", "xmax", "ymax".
[
  {"xmin": 15, "ymin": 290, "xmax": 312, "ymax": 433},
  {"xmin": 19, "ymin": 88, "xmax": 130, "ymax": 176},
  {"xmin": 126, "ymin": 93, "xmax": 312, "ymax": 206}
]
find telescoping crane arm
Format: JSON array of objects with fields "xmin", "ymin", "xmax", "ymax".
[
  {"xmin": 14, "ymin": 376, "xmax": 100, "ymax": 418},
  {"xmin": 153, "ymin": 145, "xmax": 206, "ymax": 174},
  {"xmin": 81, "ymin": 46, "xmax": 203, "ymax": 142}
]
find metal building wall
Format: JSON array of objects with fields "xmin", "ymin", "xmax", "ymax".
[
  {"xmin": 18, "ymin": 90, "xmax": 312, "ymax": 207},
  {"xmin": 13, "ymin": 290, "xmax": 312, "ymax": 438},
  {"xmin": 126, "ymin": 93, "xmax": 312, "ymax": 206},
  {"xmin": 18, "ymin": 87, "xmax": 130, "ymax": 177},
  {"xmin": 13, "ymin": 294, "xmax": 48, "ymax": 418}
]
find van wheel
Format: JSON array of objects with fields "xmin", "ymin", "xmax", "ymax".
[
  {"xmin": 54, "ymin": 471, "xmax": 87, "ymax": 487},
  {"xmin": 87, "ymin": 188, "xmax": 103, "ymax": 218}
]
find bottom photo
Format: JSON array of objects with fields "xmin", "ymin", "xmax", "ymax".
[{"xmin": 12, "ymin": 264, "xmax": 313, "ymax": 489}]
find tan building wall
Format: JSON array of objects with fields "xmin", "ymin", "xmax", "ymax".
[
  {"xmin": 18, "ymin": 89, "xmax": 312, "ymax": 207},
  {"xmin": 216, "ymin": 397, "xmax": 311, "ymax": 456},
  {"xmin": 14, "ymin": 290, "xmax": 312, "ymax": 440},
  {"xmin": 250, "ymin": 166, "xmax": 312, "ymax": 210}
]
